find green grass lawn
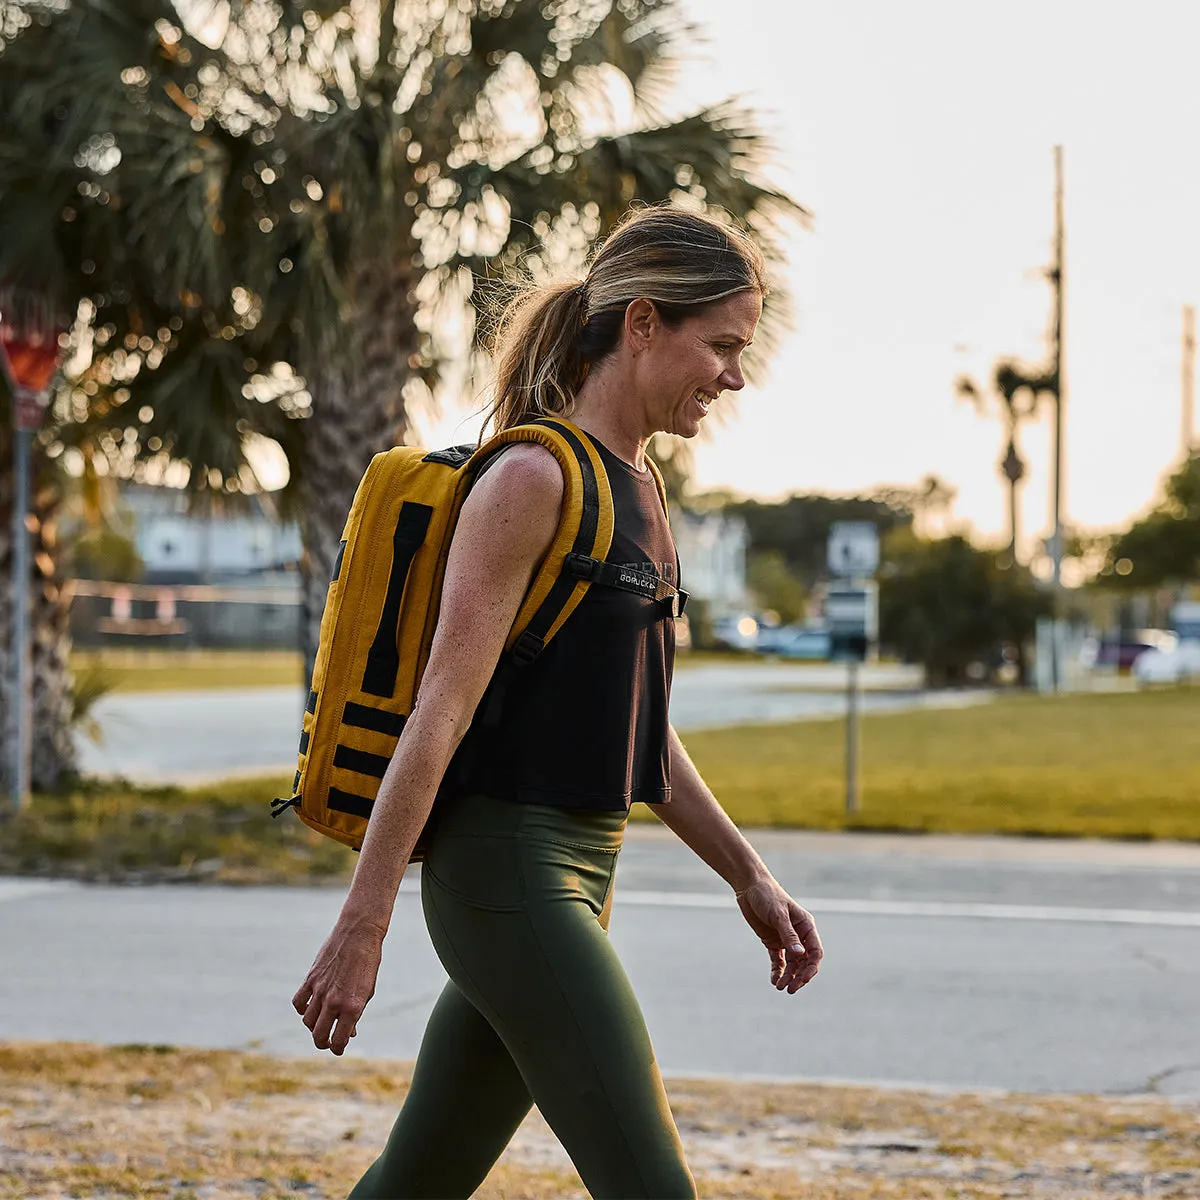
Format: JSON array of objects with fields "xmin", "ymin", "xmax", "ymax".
[
  {"xmin": 672, "ymin": 686, "xmax": 1200, "ymax": 840},
  {"xmin": 70, "ymin": 648, "xmax": 751, "ymax": 693},
  {"xmin": 71, "ymin": 649, "xmax": 303, "ymax": 693},
  {"xmin": 6, "ymin": 687, "xmax": 1198, "ymax": 886},
  {"xmin": 69, "ymin": 647, "xmax": 904, "ymax": 694}
]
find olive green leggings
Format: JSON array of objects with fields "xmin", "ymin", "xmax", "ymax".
[{"xmin": 348, "ymin": 792, "xmax": 696, "ymax": 1199}]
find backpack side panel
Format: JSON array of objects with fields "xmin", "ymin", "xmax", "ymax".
[{"xmin": 295, "ymin": 448, "xmax": 468, "ymax": 850}]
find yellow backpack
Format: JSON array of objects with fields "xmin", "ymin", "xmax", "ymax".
[{"xmin": 271, "ymin": 418, "xmax": 676, "ymax": 854}]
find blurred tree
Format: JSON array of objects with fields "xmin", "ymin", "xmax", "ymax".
[
  {"xmin": 69, "ymin": 528, "xmax": 143, "ymax": 583},
  {"xmin": 1096, "ymin": 453, "xmax": 1200, "ymax": 589},
  {"xmin": 878, "ymin": 531, "xmax": 1051, "ymax": 687},
  {"xmin": 729, "ymin": 493, "xmax": 911, "ymax": 590},
  {"xmin": 0, "ymin": 0, "xmax": 803, "ymax": 786},
  {"xmin": 746, "ymin": 548, "xmax": 806, "ymax": 624},
  {"xmin": 872, "ymin": 474, "xmax": 956, "ymax": 541}
]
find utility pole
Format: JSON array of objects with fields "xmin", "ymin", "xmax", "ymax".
[
  {"xmin": 1183, "ymin": 304, "xmax": 1196, "ymax": 458},
  {"xmin": 1048, "ymin": 145, "xmax": 1067, "ymax": 693}
]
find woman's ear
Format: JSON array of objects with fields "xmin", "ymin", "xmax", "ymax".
[{"xmin": 623, "ymin": 298, "xmax": 657, "ymax": 355}]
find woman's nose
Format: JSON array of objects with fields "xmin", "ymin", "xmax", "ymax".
[{"xmin": 720, "ymin": 363, "xmax": 746, "ymax": 391}]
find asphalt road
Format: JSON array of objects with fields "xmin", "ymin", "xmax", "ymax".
[
  {"xmin": 4, "ymin": 829, "xmax": 1198, "ymax": 1095},
  {"xmin": 76, "ymin": 662, "xmax": 984, "ymax": 784}
]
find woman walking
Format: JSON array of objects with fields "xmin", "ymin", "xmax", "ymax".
[{"xmin": 293, "ymin": 205, "xmax": 824, "ymax": 1200}]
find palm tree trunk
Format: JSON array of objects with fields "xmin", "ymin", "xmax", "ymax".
[
  {"xmin": 299, "ymin": 256, "xmax": 422, "ymax": 686},
  {"xmin": 30, "ymin": 460, "xmax": 77, "ymax": 789},
  {"xmin": 0, "ymin": 421, "xmax": 76, "ymax": 794}
]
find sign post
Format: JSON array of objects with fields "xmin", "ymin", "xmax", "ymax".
[
  {"xmin": 826, "ymin": 523, "xmax": 880, "ymax": 816},
  {"xmin": 1, "ymin": 290, "xmax": 65, "ymax": 812},
  {"xmin": 845, "ymin": 657, "xmax": 860, "ymax": 814}
]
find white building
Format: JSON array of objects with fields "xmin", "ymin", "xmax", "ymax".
[
  {"xmin": 121, "ymin": 484, "xmax": 302, "ymax": 582},
  {"xmin": 671, "ymin": 507, "xmax": 751, "ymax": 617}
]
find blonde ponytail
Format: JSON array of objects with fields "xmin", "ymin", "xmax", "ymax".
[
  {"xmin": 485, "ymin": 280, "xmax": 590, "ymax": 433},
  {"xmin": 483, "ymin": 205, "xmax": 767, "ymax": 436}
]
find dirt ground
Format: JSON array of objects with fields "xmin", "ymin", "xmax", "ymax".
[{"xmin": 1, "ymin": 1042, "xmax": 1198, "ymax": 1199}]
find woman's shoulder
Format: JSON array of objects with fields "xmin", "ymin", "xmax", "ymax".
[{"xmin": 470, "ymin": 441, "xmax": 565, "ymax": 509}]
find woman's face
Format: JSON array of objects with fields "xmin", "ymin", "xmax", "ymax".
[{"xmin": 635, "ymin": 290, "xmax": 763, "ymax": 438}]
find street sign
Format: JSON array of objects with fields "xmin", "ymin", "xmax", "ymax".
[
  {"xmin": 826, "ymin": 581, "xmax": 879, "ymax": 663},
  {"xmin": 828, "ymin": 521, "xmax": 880, "ymax": 578}
]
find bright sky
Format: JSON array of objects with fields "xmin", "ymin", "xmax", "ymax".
[{"xmin": 419, "ymin": 0, "xmax": 1200, "ymax": 555}]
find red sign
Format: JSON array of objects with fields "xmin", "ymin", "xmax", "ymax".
[
  {"xmin": 1, "ymin": 303, "xmax": 65, "ymax": 431},
  {"xmin": 1, "ymin": 336, "xmax": 59, "ymax": 393}
]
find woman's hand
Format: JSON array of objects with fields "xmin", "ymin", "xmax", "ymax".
[
  {"xmin": 292, "ymin": 918, "xmax": 387, "ymax": 1055},
  {"xmin": 734, "ymin": 877, "xmax": 823, "ymax": 993}
]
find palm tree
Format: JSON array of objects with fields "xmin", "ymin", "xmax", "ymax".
[
  {"xmin": 956, "ymin": 359, "xmax": 1054, "ymax": 564},
  {"xmin": 0, "ymin": 0, "xmax": 805, "ymax": 786}
]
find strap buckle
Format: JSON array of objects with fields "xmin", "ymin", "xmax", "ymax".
[
  {"xmin": 510, "ymin": 629, "xmax": 545, "ymax": 666},
  {"xmin": 564, "ymin": 552, "xmax": 604, "ymax": 582}
]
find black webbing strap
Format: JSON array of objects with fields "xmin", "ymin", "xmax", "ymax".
[
  {"xmin": 514, "ymin": 418, "xmax": 602, "ymax": 647},
  {"xmin": 362, "ymin": 501, "xmax": 434, "ymax": 698},
  {"xmin": 564, "ymin": 553, "xmax": 689, "ymax": 617},
  {"xmin": 334, "ymin": 743, "xmax": 391, "ymax": 779},
  {"xmin": 342, "ymin": 701, "xmax": 406, "ymax": 739},
  {"xmin": 327, "ymin": 787, "xmax": 374, "ymax": 819}
]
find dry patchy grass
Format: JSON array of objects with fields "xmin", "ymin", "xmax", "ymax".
[
  {"xmin": 0, "ymin": 778, "xmax": 350, "ymax": 885},
  {"xmin": 1, "ymin": 1043, "xmax": 1197, "ymax": 1199}
]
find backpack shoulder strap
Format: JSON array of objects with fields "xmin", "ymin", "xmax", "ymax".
[{"xmin": 469, "ymin": 417, "xmax": 614, "ymax": 660}]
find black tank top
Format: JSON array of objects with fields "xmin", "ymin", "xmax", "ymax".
[{"xmin": 449, "ymin": 432, "xmax": 679, "ymax": 810}]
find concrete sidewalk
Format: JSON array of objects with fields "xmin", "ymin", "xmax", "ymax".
[{"xmin": 5, "ymin": 812, "xmax": 1200, "ymax": 1093}]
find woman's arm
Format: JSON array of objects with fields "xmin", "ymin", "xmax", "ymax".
[
  {"xmin": 293, "ymin": 445, "xmax": 565, "ymax": 1054},
  {"xmin": 655, "ymin": 725, "xmax": 823, "ymax": 993}
]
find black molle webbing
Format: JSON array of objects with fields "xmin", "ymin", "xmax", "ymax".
[
  {"xmin": 331, "ymin": 540, "xmax": 346, "ymax": 582},
  {"xmin": 342, "ymin": 701, "xmax": 406, "ymax": 738},
  {"xmin": 298, "ymin": 729, "xmax": 310, "ymax": 755},
  {"xmin": 362, "ymin": 501, "xmax": 434, "ymax": 697},
  {"xmin": 334, "ymin": 744, "xmax": 391, "ymax": 779},
  {"xmin": 306, "ymin": 689, "xmax": 318, "ymax": 714},
  {"xmin": 328, "ymin": 787, "xmax": 374, "ymax": 819},
  {"xmin": 565, "ymin": 553, "xmax": 689, "ymax": 617}
]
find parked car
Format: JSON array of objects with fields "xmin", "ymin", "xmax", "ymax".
[
  {"xmin": 1133, "ymin": 638, "xmax": 1200, "ymax": 685},
  {"xmin": 1079, "ymin": 630, "xmax": 1177, "ymax": 672},
  {"xmin": 711, "ymin": 613, "xmax": 760, "ymax": 652},
  {"xmin": 759, "ymin": 625, "xmax": 831, "ymax": 660}
]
